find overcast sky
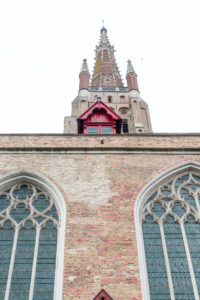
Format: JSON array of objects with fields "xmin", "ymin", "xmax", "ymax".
[{"xmin": 0, "ymin": 0, "xmax": 200, "ymax": 133}]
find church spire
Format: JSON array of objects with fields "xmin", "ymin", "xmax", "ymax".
[{"xmin": 91, "ymin": 26, "xmax": 123, "ymax": 88}]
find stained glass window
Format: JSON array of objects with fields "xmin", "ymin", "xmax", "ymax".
[
  {"xmin": 0, "ymin": 183, "xmax": 59, "ymax": 300},
  {"xmin": 142, "ymin": 172, "xmax": 200, "ymax": 299}
]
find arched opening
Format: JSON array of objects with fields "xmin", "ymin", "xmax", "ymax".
[
  {"xmin": 119, "ymin": 108, "xmax": 128, "ymax": 116},
  {"xmin": 135, "ymin": 161, "xmax": 200, "ymax": 300},
  {"xmin": 108, "ymin": 96, "xmax": 112, "ymax": 103},
  {"xmin": 137, "ymin": 129, "xmax": 143, "ymax": 133},
  {"xmin": 0, "ymin": 170, "xmax": 65, "ymax": 300},
  {"xmin": 122, "ymin": 119, "xmax": 129, "ymax": 133}
]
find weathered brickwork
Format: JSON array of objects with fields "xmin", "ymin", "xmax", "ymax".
[
  {"xmin": 0, "ymin": 134, "xmax": 200, "ymax": 299},
  {"xmin": 1, "ymin": 133, "xmax": 200, "ymax": 149}
]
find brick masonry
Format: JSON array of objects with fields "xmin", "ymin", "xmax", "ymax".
[{"xmin": 1, "ymin": 134, "xmax": 200, "ymax": 299}]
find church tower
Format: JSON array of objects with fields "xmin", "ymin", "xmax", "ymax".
[{"xmin": 64, "ymin": 27, "xmax": 152, "ymax": 134}]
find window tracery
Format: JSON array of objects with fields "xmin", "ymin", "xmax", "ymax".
[
  {"xmin": 0, "ymin": 182, "xmax": 60, "ymax": 300},
  {"xmin": 141, "ymin": 171, "xmax": 200, "ymax": 299}
]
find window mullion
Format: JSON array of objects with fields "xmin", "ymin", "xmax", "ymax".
[
  {"xmin": 180, "ymin": 221, "xmax": 199, "ymax": 300},
  {"xmin": 4, "ymin": 226, "xmax": 19, "ymax": 300},
  {"xmin": 159, "ymin": 221, "xmax": 175, "ymax": 300},
  {"xmin": 194, "ymin": 192, "xmax": 200, "ymax": 214},
  {"xmin": 29, "ymin": 226, "xmax": 41, "ymax": 300}
]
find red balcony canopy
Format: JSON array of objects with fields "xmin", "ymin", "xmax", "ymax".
[{"xmin": 77, "ymin": 100, "xmax": 122, "ymax": 134}]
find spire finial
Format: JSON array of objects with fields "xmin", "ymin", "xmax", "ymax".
[
  {"xmin": 127, "ymin": 59, "xmax": 135, "ymax": 74},
  {"xmin": 81, "ymin": 58, "xmax": 90, "ymax": 74},
  {"xmin": 100, "ymin": 25, "xmax": 109, "ymax": 46}
]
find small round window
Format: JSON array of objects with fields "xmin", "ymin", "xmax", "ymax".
[
  {"xmin": 121, "ymin": 110, "xmax": 127, "ymax": 115},
  {"xmin": 119, "ymin": 108, "xmax": 128, "ymax": 116}
]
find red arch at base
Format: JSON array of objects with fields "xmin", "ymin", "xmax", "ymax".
[{"xmin": 93, "ymin": 289, "xmax": 114, "ymax": 300}]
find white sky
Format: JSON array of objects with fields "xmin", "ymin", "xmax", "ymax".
[{"xmin": 0, "ymin": 0, "xmax": 200, "ymax": 133}]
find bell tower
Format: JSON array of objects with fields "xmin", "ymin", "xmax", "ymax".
[{"xmin": 64, "ymin": 27, "xmax": 152, "ymax": 134}]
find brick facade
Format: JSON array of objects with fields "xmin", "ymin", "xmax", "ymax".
[{"xmin": 0, "ymin": 134, "xmax": 200, "ymax": 299}]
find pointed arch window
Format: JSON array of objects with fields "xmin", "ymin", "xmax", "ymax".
[
  {"xmin": 141, "ymin": 171, "xmax": 200, "ymax": 299},
  {"xmin": 0, "ymin": 178, "xmax": 62, "ymax": 300}
]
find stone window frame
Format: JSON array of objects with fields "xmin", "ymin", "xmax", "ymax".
[
  {"xmin": 0, "ymin": 170, "xmax": 66, "ymax": 300},
  {"xmin": 135, "ymin": 161, "xmax": 200, "ymax": 300}
]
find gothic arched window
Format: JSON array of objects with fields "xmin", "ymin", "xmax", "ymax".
[
  {"xmin": 0, "ymin": 178, "xmax": 62, "ymax": 300},
  {"xmin": 141, "ymin": 171, "xmax": 200, "ymax": 299}
]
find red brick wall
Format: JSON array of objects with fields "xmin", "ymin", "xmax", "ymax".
[
  {"xmin": 0, "ymin": 133, "xmax": 200, "ymax": 149},
  {"xmin": 0, "ymin": 134, "xmax": 200, "ymax": 299}
]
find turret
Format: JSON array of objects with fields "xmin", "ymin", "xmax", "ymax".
[
  {"xmin": 126, "ymin": 60, "xmax": 139, "ymax": 91},
  {"xmin": 79, "ymin": 59, "xmax": 90, "ymax": 91}
]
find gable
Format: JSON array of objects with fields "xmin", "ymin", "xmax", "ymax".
[{"xmin": 78, "ymin": 100, "xmax": 122, "ymax": 121}]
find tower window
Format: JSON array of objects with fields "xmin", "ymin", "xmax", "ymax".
[
  {"xmin": 108, "ymin": 96, "xmax": 112, "ymax": 103},
  {"xmin": 119, "ymin": 107, "xmax": 128, "ymax": 116},
  {"xmin": 122, "ymin": 120, "xmax": 129, "ymax": 133}
]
